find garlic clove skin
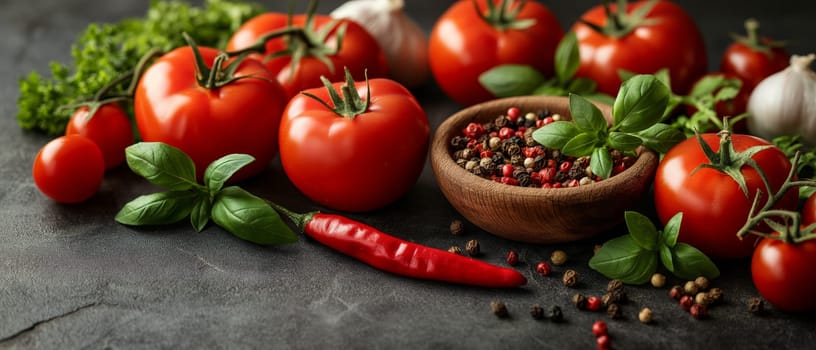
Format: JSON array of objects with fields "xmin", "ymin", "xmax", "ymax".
[
  {"xmin": 331, "ymin": 0, "xmax": 430, "ymax": 88},
  {"xmin": 747, "ymin": 54, "xmax": 816, "ymax": 146}
]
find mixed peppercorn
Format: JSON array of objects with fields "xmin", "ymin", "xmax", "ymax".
[{"xmin": 449, "ymin": 107, "xmax": 634, "ymax": 188}]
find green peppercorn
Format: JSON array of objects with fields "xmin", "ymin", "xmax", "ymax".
[
  {"xmin": 694, "ymin": 276, "xmax": 711, "ymax": 291},
  {"xmin": 638, "ymin": 307, "xmax": 653, "ymax": 324},
  {"xmin": 551, "ymin": 250, "xmax": 568, "ymax": 266},
  {"xmin": 447, "ymin": 246, "xmax": 462, "ymax": 255},
  {"xmin": 650, "ymin": 273, "xmax": 666, "ymax": 288}
]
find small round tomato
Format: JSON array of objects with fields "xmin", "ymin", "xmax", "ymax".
[
  {"xmin": 226, "ymin": 11, "xmax": 387, "ymax": 99},
  {"xmin": 751, "ymin": 235, "xmax": 816, "ymax": 312},
  {"xmin": 66, "ymin": 104, "xmax": 134, "ymax": 170},
  {"xmin": 571, "ymin": 1, "xmax": 707, "ymax": 95},
  {"xmin": 134, "ymin": 45, "xmax": 287, "ymax": 182},
  {"xmin": 720, "ymin": 18, "xmax": 789, "ymax": 91},
  {"xmin": 429, "ymin": 0, "xmax": 563, "ymax": 106},
  {"xmin": 279, "ymin": 75, "xmax": 430, "ymax": 212},
  {"xmin": 33, "ymin": 135, "xmax": 105, "ymax": 203},
  {"xmin": 803, "ymin": 193, "xmax": 816, "ymax": 225},
  {"xmin": 654, "ymin": 133, "xmax": 797, "ymax": 259}
]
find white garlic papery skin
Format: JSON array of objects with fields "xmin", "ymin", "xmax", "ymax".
[
  {"xmin": 747, "ymin": 54, "xmax": 816, "ymax": 146},
  {"xmin": 331, "ymin": 0, "xmax": 430, "ymax": 88}
]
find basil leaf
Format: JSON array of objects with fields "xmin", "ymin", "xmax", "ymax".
[
  {"xmin": 532, "ymin": 121, "xmax": 579, "ymax": 149},
  {"xmin": 589, "ymin": 235, "xmax": 658, "ymax": 284},
  {"xmin": 204, "ymin": 153, "xmax": 255, "ymax": 192},
  {"xmin": 612, "ymin": 75, "xmax": 670, "ymax": 132},
  {"xmin": 659, "ymin": 242, "xmax": 675, "ymax": 273},
  {"xmin": 125, "ymin": 142, "xmax": 199, "ymax": 191},
  {"xmin": 590, "ymin": 147, "xmax": 613, "ymax": 179},
  {"xmin": 608, "ymin": 132, "xmax": 642, "ymax": 152},
  {"xmin": 532, "ymin": 83, "xmax": 568, "ymax": 97},
  {"xmin": 671, "ymin": 243, "xmax": 720, "ymax": 280},
  {"xmin": 568, "ymin": 78, "xmax": 597, "ymax": 95},
  {"xmin": 689, "ymin": 74, "xmax": 725, "ymax": 97},
  {"xmin": 570, "ymin": 93, "xmax": 608, "ymax": 133},
  {"xmin": 211, "ymin": 186, "xmax": 297, "ymax": 245},
  {"xmin": 584, "ymin": 93, "xmax": 615, "ymax": 106},
  {"xmin": 479, "ymin": 64, "xmax": 545, "ymax": 98},
  {"xmin": 190, "ymin": 196, "xmax": 211, "ymax": 233},
  {"xmin": 634, "ymin": 123, "xmax": 686, "ymax": 154},
  {"xmin": 714, "ymin": 86, "xmax": 739, "ymax": 102},
  {"xmin": 115, "ymin": 190, "xmax": 198, "ymax": 226},
  {"xmin": 561, "ymin": 132, "xmax": 597, "ymax": 157},
  {"xmin": 624, "ymin": 211, "xmax": 658, "ymax": 251},
  {"xmin": 555, "ymin": 31, "xmax": 580, "ymax": 83},
  {"xmin": 662, "ymin": 212, "xmax": 683, "ymax": 247}
]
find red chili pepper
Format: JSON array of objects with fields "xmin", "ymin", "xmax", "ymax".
[{"xmin": 275, "ymin": 207, "xmax": 527, "ymax": 288}]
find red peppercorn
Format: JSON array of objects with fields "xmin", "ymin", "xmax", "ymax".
[
  {"xmin": 515, "ymin": 130, "xmax": 525, "ymax": 138},
  {"xmin": 536, "ymin": 261, "xmax": 552, "ymax": 276},
  {"xmin": 567, "ymin": 179, "xmax": 580, "ymax": 188},
  {"xmin": 690, "ymin": 303, "xmax": 708, "ymax": 319},
  {"xmin": 587, "ymin": 296, "xmax": 603, "ymax": 311},
  {"xmin": 539, "ymin": 167, "xmax": 556, "ymax": 183},
  {"xmin": 480, "ymin": 150, "xmax": 493, "ymax": 159},
  {"xmin": 553, "ymin": 182, "xmax": 563, "ymax": 188},
  {"xmin": 499, "ymin": 127, "xmax": 514, "ymax": 140},
  {"xmin": 541, "ymin": 183, "xmax": 552, "ymax": 189},
  {"xmin": 500, "ymin": 177, "xmax": 518, "ymax": 186},
  {"xmin": 559, "ymin": 160, "xmax": 572, "ymax": 172},
  {"xmin": 501, "ymin": 164, "xmax": 515, "ymax": 177},
  {"xmin": 506, "ymin": 250, "xmax": 519, "ymax": 266},
  {"xmin": 596, "ymin": 334, "xmax": 611, "ymax": 350},
  {"xmin": 679, "ymin": 295, "xmax": 694, "ymax": 311},
  {"xmin": 547, "ymin": 159, "xmax": 557, "ymax": 168},
  {"xmin": 507, "ymin": 107, "xmax": 521, "ymax": 122},
  {"xmin": 592, "ymin": 320, "xmax": 608, "ymax": 336},
  {"xmin": 464, "ymin": 122, "xmax": 485, "ymax": 138}
]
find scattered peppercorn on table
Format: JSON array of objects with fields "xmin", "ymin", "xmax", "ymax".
[{"xmin": 2, "ymin": 0, "xmax": 816, "ymax": 349}]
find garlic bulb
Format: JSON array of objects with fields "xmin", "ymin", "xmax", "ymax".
[
  {"xmin": 747, "ymin": 54, "xmax": 816, "ymax": 146},
  {"xmin": 331, "ymin": 0, "xmax": 430, "ymax": 88}
]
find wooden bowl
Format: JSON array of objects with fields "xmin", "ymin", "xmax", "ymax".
[{"xmin": 430, "ymin": 96, "xmax": 658, "ymax": 244}]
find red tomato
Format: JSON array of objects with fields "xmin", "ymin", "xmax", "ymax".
[
  {"xmin": 279, "ymin": 78, "xmax": 430, "ymax": 212},
  {"xmin": 751, "ymin": 236, "xmax": 816, "ymax": 312},
  {"xmin": 803, "ymin": 194, "xmax": 816, "ymax": 226},
  {"xmin": 571, "ymin": 0, "xmax": 707, "ymax": 96},
  {"xmin": 134, "ymin": 46, "xmax": 287, "ymax": 182},
  {"xmin": 720, "ymin": 20, "xmax": 789, "ymax": 91},
  {"xmin": 33, "ymin": 135, "xmax": 105, "ymax": 203},
  {"xmin": 429, "ymin": 0, "xmax": 563, "ymax": 106},
  {"xmin": 65, "ymin": 104, "xmax": 134, "ymax": 170},
  {"xmin": 226, "ymin": 12, "xmax": 387, "ymax": 99},
  {"xmin": 654, "ymin": 133, "xmax": 797, "ymax": 259}
]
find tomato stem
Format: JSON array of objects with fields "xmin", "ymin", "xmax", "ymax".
[
  {"xmin": 474, "ymin": 0, "xmax": 535, "ymax": 31},
  {"xmin": 730, "ymin": 18, "xmax": 786, "ymax": 55},
  {"xmin": 301, "ymin": 67, "xmax": 370, "ymax": 120}
]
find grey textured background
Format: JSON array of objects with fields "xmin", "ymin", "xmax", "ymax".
[{"xmin": 2, "ymin": 0, "xmax": 816, "ymax": 349}]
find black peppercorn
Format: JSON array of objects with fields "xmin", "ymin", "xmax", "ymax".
[
  {"xmin": 491, "ymin": 301, "xmax": 509, "ymax": 318},
  {"xmin": 530, "ymin": 304, "xmax": 545, "ymax": 320},
  {"xmin": 572, "ymin": 293, "xmax": 588, "ymax": 310},
  {"xmin": 449, "ymin": 219, "xmax": 464, "ymax": 236},
  {"xmin": 562, "ymin": 269, "xmax": 578, "ymax": 288},
  {"xmin": 447, "ymin": 246, "xmax": 462, "ymax": 255},
  {"xmin": 606, "ymin": 303, "xmax": 622, "ymax": 319},
  {"xmin": 708, "ymin": 288, "xmax": 724, "ymax": 305},
  {"xmin": 607, "ymin": 279, "xmax": 624, "ymax": 293},
  {"xmin": 465, "ymin": 240, "xmax": 480, "ymax": 256},
  {"xmin": 747, "ymin": 297, "xmax": 765, "ymax": 315},
  {"xmin": 549, "ymin": 305, "xmax": 563, "ymax": 322}
]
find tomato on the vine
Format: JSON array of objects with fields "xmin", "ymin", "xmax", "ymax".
[
  {"xmin": 751, "ymin": 235, "xmax": 816, "ymax": 312},
  {"xmin": 654, "ymin": 132, "xmax": 797, "ymax": 259},
  {"xmin": 134, "ymin": 42, "xmax": 287, "ymax": 182},
  {"xmin": 33, "ymin": 135, "xmax": 105, "ymax": 204},
  {"xmin": 226, "ymin": 6, "xmax": 387, "ymax": 99},
  {"xmin": 429, "ymin": 0, "xmax": 563, "ymax": 106},
  {"xmin": 279, "ymin": 70, "xmax": 430, "ymax": 212},
  {"xmin": 570, "ymin": 0, "xmax": 707, "ymax": 96},
  {"xmin": 802, "ymin": 193, "xmax": 816, "ymax": 225},
  {"xmin": 65, "ymin": 104, "xmax": 133, "ymax": 170},
  {"xmin": 720, "ymin": 18, "xmax": 789, "ymax": 91}
]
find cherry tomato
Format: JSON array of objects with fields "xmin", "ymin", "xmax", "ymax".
[
  {"xmin": 571, "ymin": 1, "xmax": 707, "ymax": 95},
  {"xmin": 720, "ymin": 19, "xmax": 789, "ymax": 91},
  {"xmin": 654, "ymin": 133, "xmax": 797, "ymax": 259},
  {"xmin": 279, "ymin": 77, "xmax": 430, "ymax": 212},
  {"xmin": 33, "ymin": 135, "xmax": 105, "ymax": 203},
  {"xmin": 226, "ymin": 12, "xmax": 387, "ymax": 99},
  {"xmin": 429, "ymin": 0, "xmax": 563, "ymax": 106},
  {"xmin": 802, "ymin": 193, "xmax": 816, "ymax": 226},
  {"xmin": 65, "ymin": 104, "xmax": 133, "ymax": 170},
  {"xmin": 134, "ymin": 46, "xmax": 287, "ymax": 182},
  {"xmin": 751, "ymin": 235, "xmax": 816, "ymax": 312}
]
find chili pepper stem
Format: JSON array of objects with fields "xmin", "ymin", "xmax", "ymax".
[{"xmin": 265, "ymin": 200, "xmax": 316, "ymax": 231}]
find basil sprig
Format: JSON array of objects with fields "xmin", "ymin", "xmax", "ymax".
[
  {"xmin": 532, "ymin": 74, "xmax": 685, "ymax": 179},
  {"xmin": 478, "ymin": 31, "xmax": 613, "ymax": 105},
  {"xmin": 115, "ymin": 142, "xmax": 297, "ymax": 245},
  {"xmin": 589, "ymin": 211, "xmax": 719, "ymax": 284}
]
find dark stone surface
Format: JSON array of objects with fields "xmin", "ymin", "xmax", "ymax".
[{"xmin": 2, "ymin": 0, "xmax": 815, "ymax": 349}]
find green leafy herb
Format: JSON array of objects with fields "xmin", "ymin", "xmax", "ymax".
[
  {"xmin": 116, "ymin": 142, "xmax": 297, "ymax": 245},
  {"xmin": 16, "ymin": 0, "xmax": 263, "ymax": 135},
  {"xmin": 533, "ymin": 74, "xmax": 685, "ymax": 178},
  {"xmin": 772, "ymin": 135, "xmax": 816, "ymax": 198},
  {"xmin": 478, "ymin": 32, "xmax": 613, "ymax": 105},
  {"xmin": 589, "ymin": 211, "xmax": 719, "ymax": 284}
]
